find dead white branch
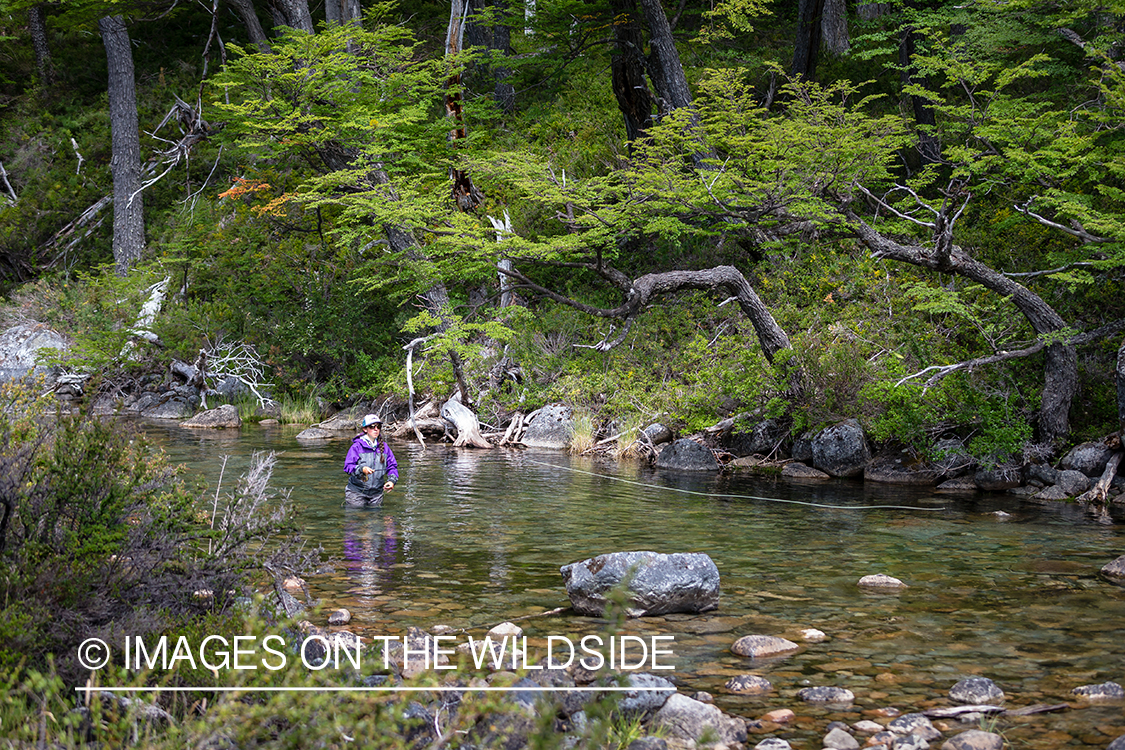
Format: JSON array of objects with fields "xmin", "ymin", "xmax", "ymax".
[
  {"xmin": 119, "ymin": 276, "xmax": 170, "ymax": 360},
  {"xmin": 441, "ymin": 396, "xmax": 492, "ymax": 448},
  {"xmin": 71, "ymin": 138, "xmax": 85, "ymax": 175},
  {"xmin": 206, "ymin": 337, "xmax": 275, "ymax": 409},
  {"xmin": 0, "ymin": 161, "xmax": 17, "ymax": 204},
  {"xmin": 1076, "ymin": 450, "xmax": 1123, "ymax": 505}
]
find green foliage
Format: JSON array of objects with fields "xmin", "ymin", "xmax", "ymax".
[{"xmin": 0, "ymin": 380, "xmax": 307, "ymax": 684}]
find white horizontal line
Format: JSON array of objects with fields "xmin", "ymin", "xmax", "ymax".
[{"xmin": 75, "ymin": 686, "xmax": 671, "ymax": 693}]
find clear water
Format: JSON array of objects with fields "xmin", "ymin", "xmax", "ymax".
[{"xmin": 144, "ymin": 421, "xmax": 1125, "ymax": 748}]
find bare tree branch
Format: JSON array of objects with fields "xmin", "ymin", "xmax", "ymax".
[{"xmin": 896, "ymin": 318, "xmax": 1125, "ymax": 388}]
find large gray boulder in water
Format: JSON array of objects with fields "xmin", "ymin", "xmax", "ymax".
[
  {"xmin": 810, "ymin": 419, "xmax": 870, "ymax": 478},
  {"xmin": 522, "ymin": 404, "xmax": 574, "ymax": 449},
  {"xmin": 656, "ymin": 439, "xmax": 719, "ymax": 472},
  {"xmin": 560, "ymin": 551, "xmax": 720, "ymax": 617}
]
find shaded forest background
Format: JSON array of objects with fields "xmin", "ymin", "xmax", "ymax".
[{"xmin": 2, "ymin": 0, "xmax": 1124, "ymax": 464}]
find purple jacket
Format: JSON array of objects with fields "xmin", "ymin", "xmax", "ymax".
[{"xmin": 344, "ymin": 435, "xmax": 399, "ymax": 492}]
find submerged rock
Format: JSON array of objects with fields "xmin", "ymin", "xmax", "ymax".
[
  {"xmin": 725, "ymin": 674, "xmax": 772, "ymax": 694},
  {"xmin": 183, "ymin": 403, "xmax": 241, "ymax": 428},
  {"xmin": 1102, "ymin": 555, "xmax": 1125, "ymax": 578},
  {"xmin": 782, "ymin": 462, "xmax": 830, "ymax": 480},
  {"xmin": 1071, "ymin": 681, "xmax": 1124, "ymax": 700},
  {"xmin": 949, "ymin": 677, "xmax": 1004, "ymax": 704},
  {"xmin": 730, "ymin": 634, "xmax": 800, "ymax": 658},
  {"xmin": 858, "ymin": 574, "xmax": 908, "ymax": 590},
  {"xmin": 651, "ymin": 693, "xmax": 747, "ymax": 745},
  {"xmin": 559, "ymin": 551, "xmax": 720, "ymax": 617},
  {"xmin": 797, "ymin": 686, "xmax": 854, "ymax": 703},
  {"xmin": 864, "ymin": 451, "xmax": 940, "ymax": 485},
  {"xmin": 940, "ymin": 729, "xmax": 1003, "ymax": 750}
]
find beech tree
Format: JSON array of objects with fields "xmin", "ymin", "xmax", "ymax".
[{"xmin": 99, "ymin": 14, "xmax": 146, "ymax": 276}]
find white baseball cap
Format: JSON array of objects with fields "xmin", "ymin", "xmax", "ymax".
[{"xmin": 361, "ymin": 414, "xmax": 382, "ymax": 428}]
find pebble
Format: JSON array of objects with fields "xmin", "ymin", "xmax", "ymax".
[
  {"xmin": 725, "ymin": 675, "xmax": 773, "ymax": 695},
  {"xmin": 761, "ymin": 709, "xmax": 795, "ymax": 724}
]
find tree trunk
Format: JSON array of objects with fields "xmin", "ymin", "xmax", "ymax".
[
  {"xmin": 99, "ymin": 15, "xmax": 145, "ymax": 276},
  {"xmin": 638, "ymin": 0, "xmax": 693, "ymax": 113},
  {"xmin": 466, "ymin": 0, "xmax": 515, "ymax": 112},
  {"xmin": 442, "ymin": 398, "xmax": 492, "ymax": 448},
  {"xmin": 845, "ymin": 212, "xmax": 1077, "ymax": 445},
  {"xmin": 267, "ymin": 0, "xmax": 314, "ymax": 34},
  {"xmin": 325, "ymin": 0, "xmax": 362, "ymax": 25},
  {"xmin": 792, "ymin": 0, "xmax": 825, "ymax": 80},
  {"xmin": 29, "ymin": 5, "xmax": 54, "ymax": 84},
  {"xmin": 821, "ymin": 0, "xmax": 850, "ymax": 57},
  {"xmin": 228, "ymin": 0, "xmax": 273, "ymax": 52},
  {"xmin": 1117, "ymin": 336, "xmax": 1125, "ymax": 433},
  {"xmin": 857, "ymin": 3, "xmax": 891, "ymax": 22},
  {"xmin": 609, "ymin": 0, "xmax": 655, "ymax": 144},
  {"xmin": 900, "ymin": 26, "xmax": 941, "ymax": 166}
]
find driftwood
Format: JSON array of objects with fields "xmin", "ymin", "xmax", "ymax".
[
  {"xmin": 441, "ymin": 397, "xmax": 492, "ymax": 448},
  {"xmin": 1076, "ymin": 448, "xmax": 1123, "ymax": 505},
  {"xmin": 500, "ymin": 411, "xmax": 526, "ymax": 446}
]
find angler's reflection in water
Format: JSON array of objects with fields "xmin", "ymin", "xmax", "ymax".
[{"xmin": 341, "ymin": 511, "xmax": 399, "ymax": 596}]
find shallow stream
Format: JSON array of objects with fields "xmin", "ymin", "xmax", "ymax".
[{"xmin": 144, "ymin": 421, "xmax": 1125, "ymax": 749}]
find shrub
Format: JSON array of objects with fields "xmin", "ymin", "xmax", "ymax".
[{"xmin": 0, "ymin": 379, "xmax": 311, "ymax": 685}]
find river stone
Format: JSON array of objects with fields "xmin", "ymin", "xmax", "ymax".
[
  {"xmin": 1071, "ymin": 681, "xmax": 1124, "ymax": 700},
  {"xmin": 859, "ymin": 574, "xmax": 907, "ymax": 590},
  {"xmin": 295, "ymin": 426, "xmax": 337, "ymax": 440},
  {"xmin": 183, "ymin": 403, "xmax": 242, "ymax": 429},
  {"xmin": 488, "ymin": 621, "xmax": 523, "ymax": 639},
  {"xmin": 753, "ymin": 739, "xmax": 792, "ymax": 750},
  {"xmin": 651, "ymin": 693, "xmax": 747, "ymax": 745},
  {"xmin": 1034, "ymin": 484, "xmax": 1070, "ymax": 501},
  {"xmin": 887, "ymin": 713, "xmax": 941, "ymax": 741},
  {"xmin": 655, "ymin": 439, "xmax": 720, "ymax": 472},
  {"xmin": 730, "ymin": 635, "xmax": 800, "ymax": 658},
  {"xmin": 797, "ymin": 686, "xmax": 854, "ymax": 703},
  {"xmin": 940, "ymin": 730, "xmax": 1003, "ymax": 750},
  {"xmin": 559, "ymin": 551, "xmax": 720, "ymax": 617},
  {"xmin": 1102, "ymin": 555, "xmax": 1125, "ymax": 578},
  {"xmin": 782, "ymin": 462, "xmax": 830, "ymax": 480},
  {"xmin": 811, "ymin": 419, "xmax": 870, "ymax": 478},
  {"xmin": 618, "ymin": 673, "xmax": 676, "ymax": 716},
  {"xmin": 327, "ymin": 608, "xmax": 351, "ymax": 626},
  {"xmin": 865, "ymin": 451, "xmax": 940, "ymax": 485},
  {"xmin": 523, "ymin": 404, "xmax": 574, "ymax": 449},
  {"xmin": 949, "ymin": 677, "xmax": 1004, "ymax": 704},
  {"xmin": 823, "ymin": 726, "xmax": 861, "ymax": 750},
  {"xmin": 895, "ymin": 736, "xmax": 933, "ymax": 750},
  {"xmin": 1060, "ymin": 440, "xmax": 1116, "ymax": 477},
  {"xmin": 0, "ymin": 323, "xmax": 68, "ymax": 384},
  {"xmin": 1108, "ymin": 734, "xmax": 1125, "ymax": 750},
  {"xmin": 725, "ymin": 674, "xmax": 772, "ymax": 694}
]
